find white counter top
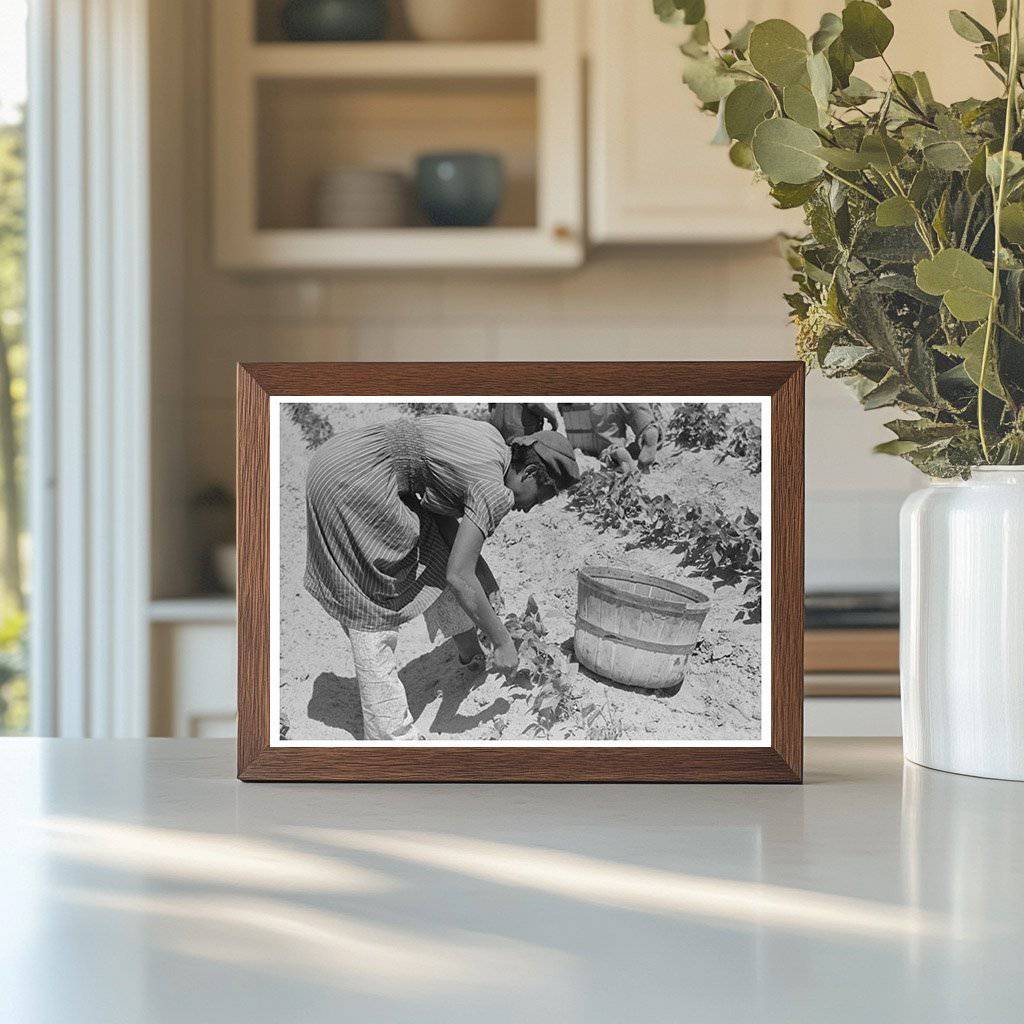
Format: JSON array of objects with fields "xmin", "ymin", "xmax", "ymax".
[{"xmin": 1, "ymin": 738, "xmax": 1021, "ymax": 1023}]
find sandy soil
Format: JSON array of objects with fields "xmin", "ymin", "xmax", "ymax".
[{"xmin": 278, "ymin": 402, "xmax": 763, "ymax": 743}]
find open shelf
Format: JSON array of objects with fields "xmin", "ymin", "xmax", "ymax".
[
  {"xmin": 257, "ymin": 76, "xmax": 537, "ymax": 232},
  {"xmin": 213, "ymin": 0, "xmax": 582, "ymax": 268},
  {"xmin": 254, "ymin": 0, "xmax": 538, "ymax": 45},
  {"xmin": 249, "ymin": 42, "xmax": 544, "ymax": 77}
]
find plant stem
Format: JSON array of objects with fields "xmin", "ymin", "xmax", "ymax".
[
  {"xmin": 881, "ymin": 54, "xmax": 930, "ymax": 120},
  {"xmin": 750, "ymin": 69, "xmax": 783, "ymax": 116},
  {"xmin": 821, "ymin": 167, "xmax": 879, "ymax": 203},
  {"xmin": 979, "ymin": 0, "xmax": 1021, "ymax": 463}
]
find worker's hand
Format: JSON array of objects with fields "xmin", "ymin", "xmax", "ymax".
[{"xmin": 492, "ymin": 641, "xmax": 520, "ymax": 674}]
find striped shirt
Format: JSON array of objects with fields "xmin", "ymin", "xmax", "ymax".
[{"xmin": 304, "ymin": 415, "xmax": 514, "ymax": 630}]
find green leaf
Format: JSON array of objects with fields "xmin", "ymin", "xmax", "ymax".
[
  {"xmin": 874, "ymin": 439, "xmax": 922, "ymax": 456},
  {"xmin": 862, "ymin": 375, "xmax": 902, "ymax": 409},
  {"xmin": 932, "ymin": 190, "xmax": 950, "ymax": 246},
  {"xmin": 892, "ymin": 72, "xmax": 919, "ymax": 103},
  {"xmin": 908, "ymin": 334, "xmax": 941, "ymax": 403},
  {"xmin": 814, "ymin": 145, "xmax": 872, "ymax": 170},
  {"xmin": 728, "ymin": 140, "xmax": 758, "ymax": 169},
  {"xmin": 681, "ymin": 55, "xmax": 737, "ymax": 103},
  {"xmin": 807, "ymin": 51, "xmax": 833, "ymax": 110},
  {"xmin": 967, "ymin": 143, "xmax": 992, "ymax": 193},
  {"xmin": 842, "ymin": 1, "xmax": 894, "ymax": 60},
  {"xmin": 723, "ymin": 81, "xmax": 775, "ymax": 143},
  {"xmin": 860, "ymin": 133, "xmax": 905, "ymax": 172},
  {"xmin": 993, "ymin": 0, "xmax": 1008, "ymax": 24},
  {"xmin": 912, "ymin": 71, "xmax": 935, "ymax": 105},
  {"xmin": 810, "ymin": 12, "xmax": 843, "ymax": 54},
  {"xmin": 948, "ymin": 10, "xmax": 993, "ymax": 44},
  {"xmin": 958, "ymin": 325, "xmax": 1007, "ymax": 398},
  {"xmin": 915, "ymin": 249, "xmax": 994, "ymax": 321},
  {"xmin": 654, "ymin": 0, "xmax": 705, "ymax": 25},
  {"xmin": 748, "ymin": 19, "xmax": 810, "ymax": 87},
  {"xmin": 1000, "ymin": 202, "xmax": 1024, "ymax": 242},
  {"xmin": 836, "ymin": 75, "xmax": 877, "ymax": 104},
  {"xmin": 847, "ymin": 284, "xmax": 910, "ymax": 372},
  {"xmin": 680, "ymin": 0, "xmax": 705, "ymax": 26},
  {"xmin": 724, "ymin": 20, "xmax": 755, "ymax": 53},
  {"xmin": 783, "ymin": 83, "xmax": 822, "ymax": 128},
  {"xmin": 909, "ymin": 165, "xmax": 937, "ymax": 205},
  {"xmin": 653, "ymin": 0, "xmax": 676, "ymax": 23},
  {"xmin": 875, "ymin": 196, "xmax": 918, "ymax": 228},
  {"xmin": 682, "ymin": 0, "xmax": 705, "ymax": 25},
  {"xmin": 752, "ymin": 117, "xmax": 826, "ymax": 184},
  {"xmin": 687, "ymin": 20, "xmax": 710, "ymax": 48},
  {"xmin": 986, "ymin": 150, "xmax": 1024, "ymax": 190},
  {"xmin": 827, "ymin": 35, "xmax": 855, "ymax": 89},
  {"xmin": 923, "ymin": 141, "xmax": 973, "ymax": 171},
  {"xmin": 856, "ymin": 226, "xmax": 929, "ymax": 263},
  {"xmin": 885, "ymin": 418, "xmax": 963, "ymax": 443},
  {"xmin": 770, "ymin": 179, "xmax": 820, "ymax": 209}
]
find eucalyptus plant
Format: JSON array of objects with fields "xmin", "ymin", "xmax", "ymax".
[{"xmin": 659, "ymin": 0, "xmax": 1024, "ymax": 474}]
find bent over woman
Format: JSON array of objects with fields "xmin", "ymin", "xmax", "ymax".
[{"xmin": 304, "ymin": 414, "xmax": 580, "ymax": 740}]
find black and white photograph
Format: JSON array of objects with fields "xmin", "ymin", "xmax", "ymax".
[{"xmin": 271, "ymin": 396, "xmax": 770, "ymax": 746}]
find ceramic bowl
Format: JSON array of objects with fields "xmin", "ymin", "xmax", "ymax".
[
  {"xmin": 415, "ymin": 152, "xmax": 505, "ymax": 227},
  {"xmin": 403, "ymin": 0, "xmax": 534, "ymax": 42},
  {"xmin": 281, "ymin": 0, "xmax": 388, "ymax": 42},
  {"xmin": 315, "ymin": 168, "xmax": 409, "ymax": 228}
]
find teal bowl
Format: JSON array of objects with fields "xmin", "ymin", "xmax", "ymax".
[
  {"xmin": 281, "ymin": 0, "xmax": 388, "ymax": 42},
  {"xmin": 415, "ymin": 152, "xmax": 505, "ymax": 228}
]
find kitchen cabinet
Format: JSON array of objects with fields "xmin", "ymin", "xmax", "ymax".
[
  {"xmin": 211, "ymin": 0, "xmax": 583, "ymax": 269},
  {"xmin": 587, "ymin": 0, "xmax": 998, "ymax": 244},
  {"xmin": 587, "ymin": 1, "xmax": 812, "ymax": 243},
  {"xmin": 150, "ymin": 601, "xmax": 236, "ymax": 738}
]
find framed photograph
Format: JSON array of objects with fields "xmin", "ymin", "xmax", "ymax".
[{"xmin": 237, "ymin": 362, "xmax": 804, "ymax": 782}]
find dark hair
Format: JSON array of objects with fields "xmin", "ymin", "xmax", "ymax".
[{"xmin": 509, "ymin": 443, "xmax": 557, "ymax": 491}]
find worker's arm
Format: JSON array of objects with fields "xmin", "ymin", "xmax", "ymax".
[
  {"xmin": 528, "ymin": 403, "xmax": 561, "ymax": 430},
  {"xmin": 445, "ymin": 518, "xmax": 518, "ymax": 671}
]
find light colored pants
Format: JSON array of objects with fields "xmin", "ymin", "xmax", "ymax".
[
  {"xmin": 345, "ymin": 588, "xmax": 474, "ymax": 740},
  {"xmin": 346, "ymin": 626, "xmax": 419, "ymax": 741}
]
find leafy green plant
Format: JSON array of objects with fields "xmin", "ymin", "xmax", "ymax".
[
  {"xmin": 666, "ymin": 403, "xmax": 731, "ymax": 450},
  {"xmin": 401, "ymin": 402, "xmax": 489, "ymax": 420},
  {"xmin": 486, "ymin": 595, "xmax": 611, "ymax": 738},
  {"xmin": 718, "ymin": 417, "xmax": 762, "ymax": 474},
  {"xmin": 569, "ymin": 469, "xmax": 762, "ymax": 621},
  {"xmin": 666, "ymin": 404, "xmax": 762, "ymax": 473},
  {"xmin": 289, "ymin": 404, "xmax": 335, "ymax": 450},
  {"xmin": 661, "ymin": 0, "xmax": 1024, "ymax": 475}
]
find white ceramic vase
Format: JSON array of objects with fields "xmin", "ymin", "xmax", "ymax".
[{"xmin": 900, "ymin": 467, "xmax": 1024, "ymax": 781}]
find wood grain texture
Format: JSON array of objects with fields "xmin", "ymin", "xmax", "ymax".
[{"xmin": 236, "ymin": 361, "xmax": 805, "ymax": 783}]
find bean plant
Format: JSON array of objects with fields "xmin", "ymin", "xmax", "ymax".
[
  {"xmin": 568, "ymin": 470, "xmax": 762, "ymax": 622},
  {"xmin": 484, "ymin": 595, "xmax": 617, "ymax": 738},
  {"xmin": 660, "ymin": 0, "xmax": 1024, "ymax": 475}
]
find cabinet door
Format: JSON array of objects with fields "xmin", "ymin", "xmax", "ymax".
[
  {"xmin": 588, "ymin": 1, "xmax": 1002, "ymax": 244},
  {"xmin": 588, "ymin": 1, "xmax": 814, "ymax": 243}
]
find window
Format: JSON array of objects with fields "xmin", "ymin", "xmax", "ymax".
[{"xmin": 0, "ymin": 0, "xmax": 28, "ymax": 734}]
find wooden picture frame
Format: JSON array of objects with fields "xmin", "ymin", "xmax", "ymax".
[{"xmin": 237, "ymin": 362, "xmax": 804, "ymax": 782}]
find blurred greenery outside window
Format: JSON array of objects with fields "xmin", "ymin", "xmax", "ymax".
[{"xmin": 0, "ymin": 1, "xmax": 28, "ymax": 734}]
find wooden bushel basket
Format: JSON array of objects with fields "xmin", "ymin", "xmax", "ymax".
[
  {"xmin": 574, "ymin": 566, "xmax": 710, "ymax": 690},
  {"xmin": 560, "ymin": 403, "xmax": 597, "ymax": 455}
]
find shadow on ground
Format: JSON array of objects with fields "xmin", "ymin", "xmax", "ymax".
[{"xmin": 306, "ymin": 640, "xmax": 510, "ymax": 740}]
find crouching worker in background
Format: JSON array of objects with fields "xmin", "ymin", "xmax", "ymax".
[
  {"xmin": 488, "ymin": 402, "xmax": 560, "ymax": 443},
  {"xmin": 560, "ymin": 402, "xmax": 662, "ymax": 473},
  {"xmin": 304, "ymin": 416, "xmax": 580, "ymax": 739}
]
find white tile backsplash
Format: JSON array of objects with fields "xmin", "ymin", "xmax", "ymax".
[
  {"xmin": 153, "ymin": 0, "xmax": 920, "ymax": 596},
  {"xmin": 178, "ymin": 249, "xmax": 917, "ymax": 592}
]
